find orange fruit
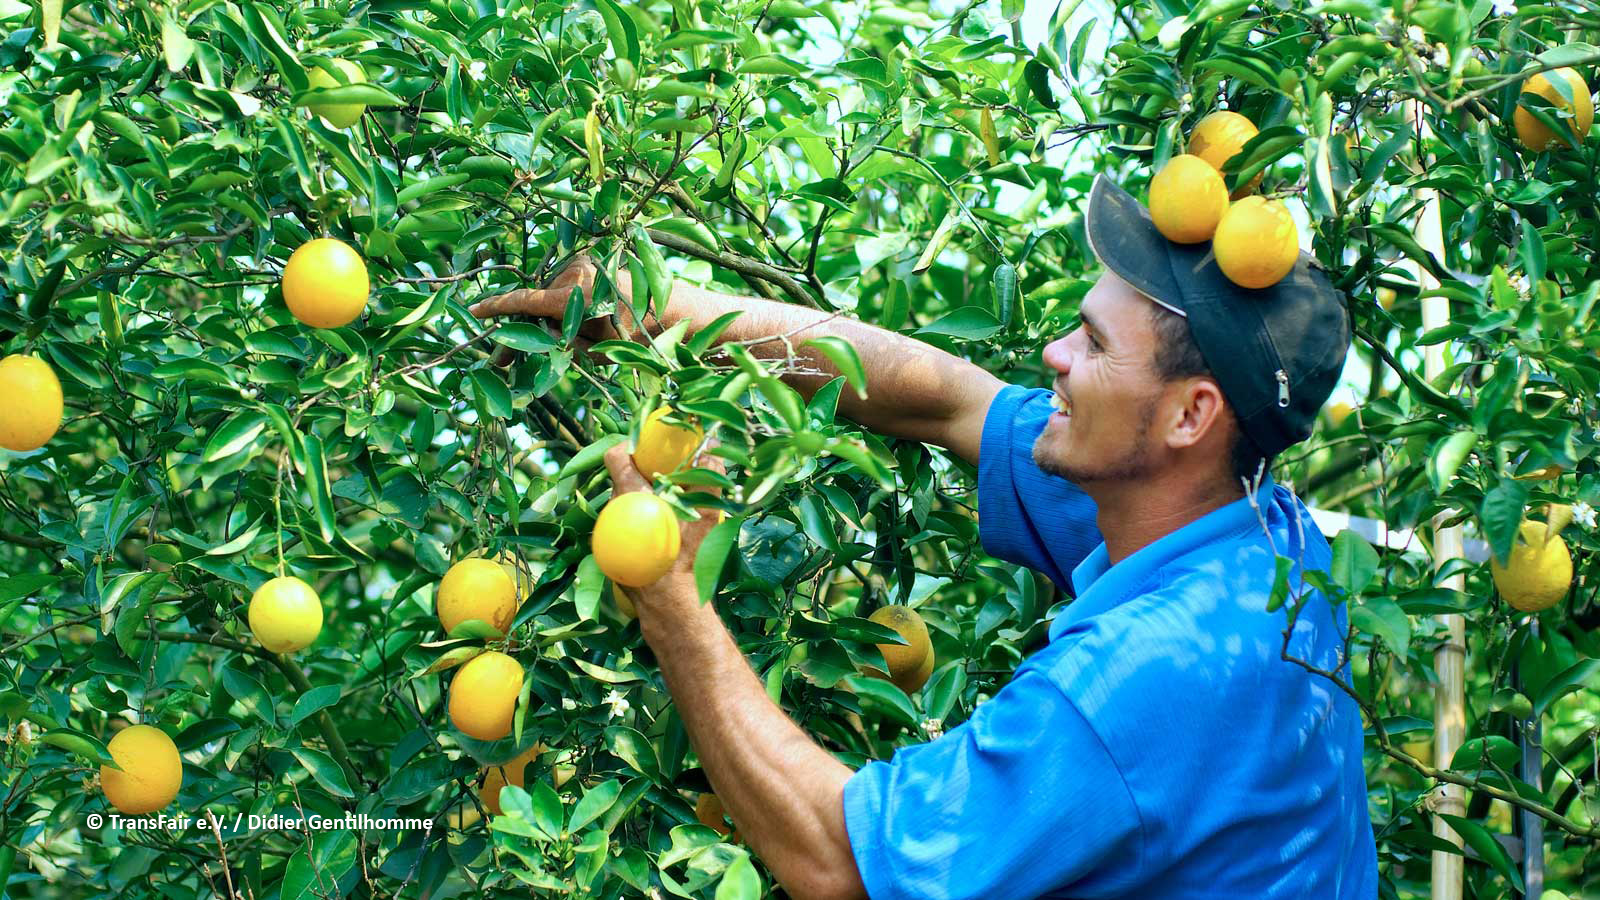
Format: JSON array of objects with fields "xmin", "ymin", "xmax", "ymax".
[
  {"xmin": 449, "ymin": 651, "xmax": 524, "ymax": 741},
  {"xmin": 248, "ymin": 576, "xmax": 324, "ymax": 653},
  {"xmin": 0, "ymin": 354, "xmax": 64, "ymax": 452},
  {"xmin": 1514, "ymin": 67, "xmax": 1593, "ymax": 152},
  {"xmin": 893, "ymin": 645, "xmax": 936, "ymax": 694},
  {"xmin": 101, "ymin": 725, "xmax": 183, "ymax": 815},
  {"xmin": 1188, "ymin": 110, "xmax": 1262, "ymax": 197},
  {"xmin": 306, "ymin": 59, "xmax": 368, "ymax": 129},
  {"xmin": 281, "ymin": 238, "xmax": 369, "ymax": 328},
  {"xmin": 437, "ymin": 559, "xmax": 519, "ymax": 636},
  {"xmin": 695, "ymin": 792, "xmax": 740, "ymax": 842},
  {"xmin": 1213, "ymin": 197, "xmax": 1299, "ymax": 289},
  {"xmin": 1491, "ymin": 521, "xmax": 1572, "ymax": 612},
  {"xmin": 479, "ymin": 743, "xmax": 544, "ymax": 816},
  {"xmin": 592, "ymin": 492, "xmax": 680, "ymax": 587},
  {"xmin": 1326, "ymin": 402, "xmax": 1354, "ymax": 428},
  {"xmin": 866, "ymin": 605, "xmax": 932, "ymax": 689},
  {"xmin": 1148, "ymin": 155, "xmax": 1230, "ymax": 244},
  {"xmin": 633, "ymin": 406, "xmax": 704, "ymax": 480},
  {"xmin": 612, "ymin": 582, "xmax": 638, "ymax": 620}
]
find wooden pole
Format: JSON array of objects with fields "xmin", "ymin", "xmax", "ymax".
[{"xmin": 1408, "ymin": 102, "xmax": 1466, "ymax": 900}]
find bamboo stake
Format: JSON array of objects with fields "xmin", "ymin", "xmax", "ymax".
[{"xmin": 1407, "ymin": 102, "xmax": 1466, "ymax": 900}]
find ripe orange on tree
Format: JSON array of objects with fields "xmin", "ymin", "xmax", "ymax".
[
  {"xmin": 437, "ymin": 558, "xmax": 519, "ymax": 636},
  {"xmin": 1513, "ymin": 67, "xmax": 1593, "ymax": 152},
  {"xmin": 449, "ymin": 650, "xmax": 524, "ymax": 741},
  {"xmin": 0, "ymin": 354, "xmax": 64, "ymax": 452},
  {"xmin": 306, "ymin": 58, "xmax": 369, "ymax": 129},
  {"xmin": 593, "ymin": 492, "xmax": 680, "ymax": 587},
  {"xmin": 100, "ymin": 724, "xmax": 183, "ymax": 815},
  {"xmin": 633, "ymin": 405, "xmax": 705, "ymax": 480},
  {"xmin": 864, "ymin": 605, "xmax": 935, "ymax": 693},
  {"xmin": 248, "ymin": 576, "xmax": 324, "ymax": 654},
  {"xmin": 281, "ymin": 238, "xmax": 369, "ymax": 328}
]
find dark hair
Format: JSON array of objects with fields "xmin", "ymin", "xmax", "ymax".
[{"xmin": 1146, "ymin": 303, "xmax": 1272, "ymax": 485}]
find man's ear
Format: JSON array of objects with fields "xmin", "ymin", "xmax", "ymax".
[{"xmin": 1165, "ymin": 377, "xmax": 1228, "ymax": 450}]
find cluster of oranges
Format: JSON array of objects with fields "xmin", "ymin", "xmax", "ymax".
[{"xmin": 1147, "ymin": 111, "xmax": 1300, "ymax": 290}]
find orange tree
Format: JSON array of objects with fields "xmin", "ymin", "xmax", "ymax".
[{"xmin": 0, "ymin": 0, "xmax": 1597, "ymax": 897}]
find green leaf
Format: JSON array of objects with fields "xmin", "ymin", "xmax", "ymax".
[
  {"xmin": 203, "ymin": 411, "xmax": 268, "ymax": 462},
  {"xmin": 1531, "ymin": 658, "xmax": 1599, "ymax": 718},
  {"xmin": 162, "ymin": 16, "xmax": 194, "ymax": 72},
  {"xmin": 715, "ymin": 854, "xmax": 762, "ymax": 899},
  {"xmin": 568, "ymin": 778, "xmax": 623, "ymax": 834},
  {"xmin": 291, "ymin": 746, "xmax": 355, "ymax": 798},
  {"xmin": 559, "ymin": 434, "xmax": 626, "ymax": 481},
  {"xmin": 1438, "ymin": 814, "xmax": 1524, "ymax": 892},
  {"xmin": 39, "ymin": 729, "xmax": 113, "ymax": 766},
  {"xmin": 1480, "ymin": 480, "xmax": 1529, "ymax": 565},
  {"xmin": 694, "ymin": 515, "xmax": 743, "ymax": 604},
  {"xmin": 286, "ymin": 684, "xmax": 342, "ymax": 730},
  {"xmin": 1329, "ymin": 530, "xmax": 1379, "ymax": 594},
  {"xmin": 302, "ymin": 432, "xmax": 339, "ymax": 543},
  {"xmin": 221, "ymin": 666, "xmax": 277, "ymax": 727},
  {"xmin": 802, "ymin": 337, "xmax": 868, "ymax": 400},
  {"xmin": 1429, "ymin": 430, "xmax": 1477, "ymax": 491},
  {"xmin": 0, "ymin": 575, "xmax": 56, "ymax": 605},
  {"xmin": 914, "ymin": 307, "xmax": 1002, "ymax": 341},
  {"xmin": 604, "ymin": 726, "xmax": 660, "ymax": 781},
  {"xmin": 1351, "ymin": 596, "xmax": 1410, "ymax": 655},
  {"xmin": 992, "ymin": 261, "xmax": 1018, "ymax": 328},
  {"xmin": 574, "ymin": 553, "xmax": 603, "ymax": 621},
  {"xmin": 280, "ymin": 829, "xmax": 358, "ymax": 900},
  {"xmin": 492, "ymin": 322, "xmax": 559, "ymax": 354}
]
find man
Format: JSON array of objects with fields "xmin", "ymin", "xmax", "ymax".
[{"xmin": 470, "ymin": 175, "xmax": 1378, "ymax": 899}]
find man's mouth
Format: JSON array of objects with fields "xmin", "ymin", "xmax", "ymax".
[{"xmin": 1050, "ymin": 391, "xmax": 1072, "ymax": 418}]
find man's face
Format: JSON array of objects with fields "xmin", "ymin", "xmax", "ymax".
[{"xmin": 1032, "ymin": 271, "xmax": 1171, "ymax": 484}]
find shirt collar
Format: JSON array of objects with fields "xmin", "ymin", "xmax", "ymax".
[{"xmin": 1053, "ymin": 475, "xmax": 1277, "ymax": 639}]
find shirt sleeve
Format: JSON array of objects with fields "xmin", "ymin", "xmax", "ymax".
[
  {"xmin": 841, "ymin": 670, "xmax": 1143, "ymax": 900},
  {"xmin": 977, "ymin": 384, "xmax": 1102, "ymax": 590}
]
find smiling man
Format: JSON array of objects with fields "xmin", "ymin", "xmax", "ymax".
[{"xmin": 470, "ymin": 174, "xmax": 1376, "ymax": 899}]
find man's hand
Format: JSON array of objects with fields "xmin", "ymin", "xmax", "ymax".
[
  {"xmin": 469, "ymin": 254, "xmax": 636, "ymax": 365},
  {"xmin": 600, "ymin": 438, "xmax": 724, "ymax": 607}
]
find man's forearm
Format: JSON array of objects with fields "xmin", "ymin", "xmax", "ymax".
[
  {"xmin": 640, "ymin": 282, "xmax": 999, "ymax": 448},
  {"xmin": 635, "ymin": 577, "xmax": 867, "ymax": 900}
]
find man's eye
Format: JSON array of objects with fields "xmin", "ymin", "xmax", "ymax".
[{"xmin": 1087, "ymin": 333, "xmax": 1102, "ymax": 352}]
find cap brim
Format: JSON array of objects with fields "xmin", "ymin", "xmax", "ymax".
[{"xmin": 1085, "ymin": 174, "xmax": 1188, "ymax": 317}]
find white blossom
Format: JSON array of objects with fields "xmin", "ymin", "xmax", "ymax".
[
  {"xmin": 919, "ymin": 718, "xmax": 944, "ymax": 739},
  {"xmin": 561, "ymin": 697, "xmax": 578, "ymax": 711},
  {"xmin": 1567, "ymin": 397, "xmax": 1583, "ymax": 416},
  {"xmin": 1431, "ymin": 44, "xmax": 1450, "ymax": 68},
  {"xmin": 1492, "ymin": 0, "xmax": 1517, "ymax": 16},
  {"xmin": 604, "ymin": 689, "xmax": 630, "ymax": 718},
  {"xmin": 1573, "ymin": 501, "xmax": 1596, "ymax": 529},
  {"xmin": 467, "ymin": 60, "xmax": 488, "ymax": 81}
]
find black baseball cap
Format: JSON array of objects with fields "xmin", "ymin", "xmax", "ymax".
[{"xmin": 1083, "ymin": 174, "xmax": 1350, "ymax": 459}]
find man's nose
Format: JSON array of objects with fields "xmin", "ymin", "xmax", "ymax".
[{"xmin": 1042, "ymin": 332, "xmax": 1075, "ymax": 374}]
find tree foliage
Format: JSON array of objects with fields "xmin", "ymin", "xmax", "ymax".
[{"xmin": 0, "ymin": 0, "xmax": 1597, "ymax": 897}]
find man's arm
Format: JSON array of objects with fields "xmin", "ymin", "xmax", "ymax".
[
  {"xmin": 602, "ymin": 444, "xmax": 868, "ymax": 900},
  {"xmin": 469, "ymin": 257, "xmax": 1003, "ymax": 466}
]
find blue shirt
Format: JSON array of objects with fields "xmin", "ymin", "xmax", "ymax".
[{"xmin": 842, "ymin": 385, "xmax": 1377, "ymax": 899}]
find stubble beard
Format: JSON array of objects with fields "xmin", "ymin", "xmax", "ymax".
[{"xmin": 1032, "ymin": 395, "xmax": 1160, "ymax": 485}]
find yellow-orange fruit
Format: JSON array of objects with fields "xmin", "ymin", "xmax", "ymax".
[
  {"xmin": 100, "ymin": 725, "xmax": 182, "ymax": 815},
  {"xmin": 1491, "ymin": 521, "xmax": 1572, "ymax": 613},
  {"xmin": 306, "ymin": 58, "xmax": 368, "ymax": 129},
  {"xmin": 592, "ymin": 492, "xmax": 680, "ymax": 587},
  {"xmin": 248, "ymin": 576, "xmax": 324, "ymax": 653},
  {"xmin": 1188, "ymin": 110, "xmax": 1262, "ymax": 197},
  {"xmin": 612, "ymin": 582, "xmax": 638, "ymax": 620},
  {"xmin": 1213, "ymin": 197, "xmax": 1299, "ymax": 289},
  {"xmin": 867, "ymin": 605, "xmax": 932, "ymax": 688},
  {"xmin": 0, "ymin": 354, "xmax": 64, "ymax": 452},
  {"xmin": 1148, "ymin": 155, "xmax": 1230, "ymax": 244},
  {"xmin": 633, "ymin": 406, "xmax": 704, "ymax": 480},
  {"xmin": 437, "ymin": 558, "xmax": 519, "ymax": 635},
  {"xmin": 281, "ymin": 238, "xmax": 369, "ymax": 328},
  {"xmin": 695, "ymin": 792, "xmax": 741, "ymax": 842},
  {"xmin": 893, "ymin": 645, "xmax": 936, "ymax": 694},
  {"xmin": 1514, "ymin": 67, "xmax": 1593, "ymax": 152},
  {"xmin": 449, "ymin": 651, "xmax": 524, "ymax": 741},
  {"xmin": 479, "ymin": 743, "xmax": 544, "ymax": 816}
]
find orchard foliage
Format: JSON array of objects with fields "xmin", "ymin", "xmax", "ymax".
[{"xmin": 0, "ymin": 0, "xmax": 1597, "ymax": 897}]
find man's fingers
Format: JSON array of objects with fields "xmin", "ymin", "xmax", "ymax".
[
  {"xmin": 602, "ymin": 443, "xmax": 649, "ymax": 495},
  {"xmin": 468, "ymin": 287, "xmax": 557, "ymax": 319}
]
